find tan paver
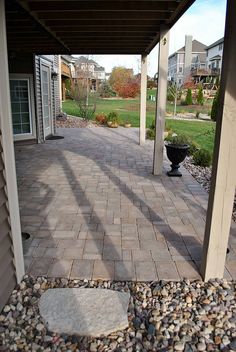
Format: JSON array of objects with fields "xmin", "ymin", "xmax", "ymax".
[
  {"xmin": 28, "ymin": 258, "xmax": 53, "ymax": 276},
  {"xmin": 155, "ymin": 261, "xmax": 180, "ymax": 281},
  {"xmin": 132, "ymin": 250, "xmax": 152, "ymax": 261},
  {"xmin": 48, "ymin": 259, "xmax": 73, "ymax": 278},
  {"xmin": 135, "ymin": 261, "xmax": 158, "ymax": 281},
  {"xmin": 175, "ymin": 260, "xmax": 201, "ymax": 280},
  {"xmin": 71, "ymin": 259, "xmax": 94, "ymax": 279},
  {"xmin": 115, "ymin": 261, "xmax": 136, "ymax": 281},
  {"xmin": 16, "ymin": 128, "xmax": 234, "ymax": 281},
  {"xmin": 92, "ymin": 260, "xmax": 114, "ymax": 280}
]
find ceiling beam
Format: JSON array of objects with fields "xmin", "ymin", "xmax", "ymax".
[
  {"xmin": 38, "ymin": 11, "xmax": 170, "ymax": 20},
  {"xmin": 44, "ymin": 20, "xmax": 163, "ymax": 26},
  {"xmin": 28, "ymin": 1, "xmax": 177, "ymax": 12},
  {"xmin": 17, "ymin": 0, "xmax": 70, "ymax": 52}
]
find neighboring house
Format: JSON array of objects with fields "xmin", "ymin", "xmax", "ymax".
[
  {"xmin": 168, "ymin": 35, "xmax": 207, "ymax": 86},
  {"xmin": 205, "ymin": 37, "xmax": 224, "ymax": 73},
  {"xmin": 8, "ymin": 53, "xmax": 60, "ymax": 143},
  {"xmin": 60, "ymin": 54, "xmax": 76, "ymax": 100},
  {"xmin": 74, "ymin": 56, "xmax": 106, "ymax": 92}
]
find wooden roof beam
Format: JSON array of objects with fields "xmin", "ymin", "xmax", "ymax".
[
  {"xmin": 28, "ymin": 1, "xmax": 177, "ymax": 12},
  {"xmin": 38, "ymin": 11, "xmax": 171, "ymax": 20},
  {"xmin": 17, "ymin": 0, "xmax": 70, "ymax": 53}
]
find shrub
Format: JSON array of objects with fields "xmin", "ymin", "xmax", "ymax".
[
  {"xmin": 107, "ymin": 111, "xmax": 119, "ymax": 123},
  {"xmin": 188, "ymin": 140, "xmax": 200, "ymax": 156},
  {"xmin": 98, "ymin": 82, "xmax": 115, "ymax": 98},
  {"xmin": 165, "ymin": 133, "xmax": 190, "ymax": 146},
  {"xmin": 146, "ymin": 128, "xmax": 155, "ymax": 140},
  {"xmin": 197, "ymin": 85, "xmax": 204, "ymax": 106},
  {"xmin": 185, "ymin": 89, "xmax": 193, "ymax": 105},
  {"xmin": 95, "ymin": 113, "xmax": 107, "ymax": 124},
  {"xmin": 193, "ymin": 149, "xmax": 211, "ymax": 167},
  {"xmin": 211, "ymin": 88, "xmax": 220, "ymax": 121}
]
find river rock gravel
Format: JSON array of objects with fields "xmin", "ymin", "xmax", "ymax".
[
  {"xmin": 183, "ymin": 156, "xmax": 236, "ymax": 222},
  {"xmin": 1, "ymin": 276, "xmax": 236, "ymax": 351},
  {"xmin": 56, "ymin": 115, "xmax": 97, "ymax": 129}
]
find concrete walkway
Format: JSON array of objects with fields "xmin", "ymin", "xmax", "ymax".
[{"xmin": 15, "ymin": 127, "xmax": 236, "ymax": 281}]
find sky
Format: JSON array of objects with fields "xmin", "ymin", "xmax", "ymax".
[{"xmin": 85, "ymin": 0, "xmax": 227, "ymax": 77}]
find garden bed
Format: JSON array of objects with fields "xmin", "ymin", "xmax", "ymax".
[
  {"xmin": 184, "ymin": 157, "xmax": 236, "ymax": 222},
  {"xmin": 0, "ymin": 276, "xmax": 236, "ymax": 351}
]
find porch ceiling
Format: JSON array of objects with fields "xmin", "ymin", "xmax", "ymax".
[{"xmin": 6, "ymin": 0, "xmax": 195, "ymax": 55}]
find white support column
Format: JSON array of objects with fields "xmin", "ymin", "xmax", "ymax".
[
  {"xmin": 201, "ymin": 0, "xmax": 236, "ymax": 281},
  {"xmin": 58, "ymin": 55, "xmax": 62, "ymax": 110},
  {"xmin": 0, "ymin": 0, "xmax": 25, "ymax": 282},
  {"xmin": 153, "ymin": 26, "xmax": 169, "ymax": 175},
  {"xmin": 139, "ymin": 54, "xmax": 147, "ymax": 145}
]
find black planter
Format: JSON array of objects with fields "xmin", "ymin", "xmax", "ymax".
[{"xmin": 165, "ymin": 143, "xmax": 189, "ymax": 177}]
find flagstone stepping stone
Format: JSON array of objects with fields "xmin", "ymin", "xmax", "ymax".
[{"xmin": 39, "ymin": 288, "xmax": 130, "ymax": 337}]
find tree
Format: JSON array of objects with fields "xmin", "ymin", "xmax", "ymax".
[
  {"xmin": 167, "ymin": 83, "xmax": 178, "ymax": 116},
  {"xmin": 197, "ymin": 85, "xmax": 204, "ymax": 105},
  {"xmin": 109, "ymin": 66, "xmax": 140, "ymax": 98},
  {"xmin": 98, "ymin": 82, "xmax": 115, "ymax": 98},
  {"xmin": 211, "ymin": 87, "xmax": 220, "ymax": 121},
  {"xmin": 185, "ymin": 89, "xmax": 193, "ymax": 105}
]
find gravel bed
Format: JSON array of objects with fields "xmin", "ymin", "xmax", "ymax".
[
  {"xmin": 56, "ymin": 115, "xmax": 97, "ymax": 129},
  {"xmin": 1, "ymin": 276, "xmax": 236, "ymax": 351},
  {"xmin": 183, "ymin": 157, "xmax": 236, "ymax": 222}
]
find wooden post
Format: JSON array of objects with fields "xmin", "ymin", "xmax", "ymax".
[
  {"xmin": 139, "ymin": 54, "xmax": 147, "ymax": 145},
  {"xmin": 153, "ymin": 26, "xmax": 169, "ymax": 175},
  {"xmin": 58, "ymin": 55, "xmax": 62, "ymax": 110},
  {"xmin": 201, "ymin": 0, "xmax": 236, "ymax": 281},
  {"xmin": 0, "ymin": 0, "xmax": 24, "ymax": 282}
]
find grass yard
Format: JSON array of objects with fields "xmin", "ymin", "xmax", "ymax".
[
  {"xmin": 166, "ymin": 119, "xmax": 215, "ymax": 154},
  {"xmin": 62, "ymin": 96, "xmax": 215, "ymax": 154},
  {"xmin": 63, "ymin": 97, "xmax": 212, "ymax": 127}
]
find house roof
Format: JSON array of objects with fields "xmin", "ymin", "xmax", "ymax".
[
  {"xmin": 61, "ymin": 55, "xmax": 76, "ymax": 63},
  {"xmin": 210, "ymin": 55, "xmax": 222, "ymax": 61},
  {"xmin": 75, "ymin": 56, "xmax": 98, "ymax": 65},
  {"xmin": 206, "ymin": 37, "xmax": 224, "ymax": 50},
  {"xmin": 94, "ymin": 66, "xmax": 105, "ymax": 72},
  {"xmin": 177, "ymin": 39, "xmax": 207, "ymax": 53},
  {"xmin": 5, "ymin": 0, "xmax": 195, "ymax": 55}
]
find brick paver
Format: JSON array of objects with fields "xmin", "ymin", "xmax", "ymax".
[{"xmin": 16, "ymin": 128, "xmax": 236, "ymax": 281}]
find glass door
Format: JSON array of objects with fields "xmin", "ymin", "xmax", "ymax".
[
  {"xmin": 10, "ymin": 79, "xmax": 32, "ymax": 135},
  {"xmin": 41, "ymin": 65, "xmax": 52, "ymax": 138}
]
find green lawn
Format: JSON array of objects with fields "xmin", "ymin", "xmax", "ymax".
[
  {"xmin": 62, "ymin": 97, "xmax": 215, "ymax": 154},
  {"xmin": 63, "ymin": 97, "xmax": 211, "ymax": 128},
  {"xmin": 165, "ymin": 119, "xmax": 215, "ymax": 154}
]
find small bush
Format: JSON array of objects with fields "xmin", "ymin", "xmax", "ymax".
[
  {"xmin": 188, "ymin": 140, "xmax": 200, "ymax": 156},
  {"xmin": 185, "ymin": 89, "xmax": 193, "ymax": 105},
  {"xmin": 197, "ymin": 85, "xmax": 204, "ymax": 105},
  {"xmin": 211, "ymin": 88, "xmax": 220, "ymax": 121},
  {"xmin": 95, "ymin": 113, "xmax": 107, "ymax": 124},
  {"xmin": 146, "ymin": 128, "xmax": 155, "ymax": 140},
  {"xmin": 193, "ymin": 149, "xmax": 211, "ymax": 167},
  {"xmin": 165, "ymin": 133, "xmax": 190, "ymax": 146},
  {"xmin": 98, "ymin": 82, "xmax": 115, "ymax": 98},
  {"xmin": 107, "ymin": 111, "xmax": 119, "ymax": 123}
]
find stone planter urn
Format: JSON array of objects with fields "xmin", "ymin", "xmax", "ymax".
[
  {"xmin": 107, "ymin": 121, "xmax": 112, "ymax": 127},
  {"xmin": 22, "ymin": 232, "xmax": 32, "ymax": 254},
  {"xmin": 124, "ymin": 123, "xmax": 131, "ymax": 128},
  {"xmin": 165, "ymin": 143, "xmax": 189, "ymax": 177}
]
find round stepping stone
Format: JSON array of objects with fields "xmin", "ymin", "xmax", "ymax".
[{"xmin": 39, "ymin": 288, "xmax": 130, "ymax": 337}]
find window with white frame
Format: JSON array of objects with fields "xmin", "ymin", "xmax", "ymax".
[{"xmin": 10, "ymin": 78, "xmax": 32, "ymax": 135}]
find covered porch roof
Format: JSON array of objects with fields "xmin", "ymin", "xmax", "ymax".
[{"xmin": 6, "ymin": 0, "xmax": 195, "ymax": 55}]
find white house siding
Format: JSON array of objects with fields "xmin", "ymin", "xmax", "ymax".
[
  {"xmin": 206, "ymin": 43, "xmax": 224, "ymax": 70},
  {"xmin": 34, "ymin": 55, "xmax": 60, "ymax": 142},
  {"xmin": 0, "ymin": 131, "xmax": 17, "ymax": 312}
]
